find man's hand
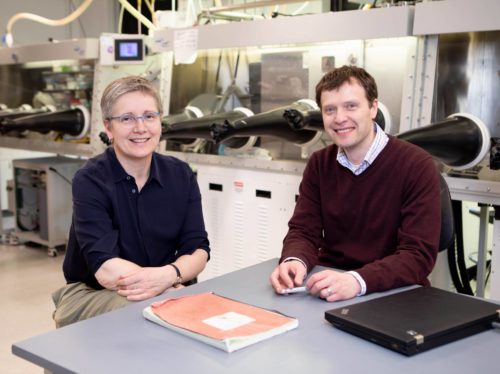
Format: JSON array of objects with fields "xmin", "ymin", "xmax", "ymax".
[
  {"xmin": 270, "ymin": 260, "xmax": 307, "ymax": 294},
  {"xmin": 116, "ymin": 266, "xmax": 176, "ymax": 301},
  {"xmin": 306, "ymin": 270, "xmax": 361, "ymax": 302}
]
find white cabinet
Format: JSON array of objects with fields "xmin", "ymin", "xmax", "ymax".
[{"xmin": 197, "ymin": 164, "xmax": 302, "ymax": 281}]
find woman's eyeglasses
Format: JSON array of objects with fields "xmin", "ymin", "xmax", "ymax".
[{"xmin": 107, "ymin": 111, "xmax": 161, "ymax": 127}]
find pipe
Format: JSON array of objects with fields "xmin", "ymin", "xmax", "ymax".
[
  {"xmin": 0, "ymin": 106, "xmax": 90, "ymax": 139},
  {"xmin": 162, "ymin": 108, "xmax": 250, "ymax": 141},
  {"xmin": 0, "ymin": 105, "xmax": 54, "ymax": 124},
  {"xmin": 5, "ymin": 0, "xmax": 94, "ymax": 47},
  {"xmin": 117, "ymin": 0, "xmax": 156, "ymax": 31},
  {"xmin": 210, "ymin": 100, "xmax": 319, "ymax": 146},
  {"xmin": 163, "ymin": 107, "xmax": 258, "ymax": 150},
  {"xmin": 397, "ymin": 113, "xmax": 490, "ymax": 170},
  {"xmin": 284, "ymin": 107, "xmax": 323, "ymax": 131}
]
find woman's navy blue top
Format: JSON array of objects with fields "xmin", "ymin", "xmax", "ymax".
[{"xmin": 63, "ymin": 148, "xmax": 210, "ymax": 289}]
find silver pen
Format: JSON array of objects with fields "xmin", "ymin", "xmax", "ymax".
[{"xmin": 280, "ymin": 286, "xmax": 307, "ymax": 294}]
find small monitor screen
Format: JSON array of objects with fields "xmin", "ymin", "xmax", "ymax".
[{"xmin": 114, "ymin": 39, "xmax": 144, "ymax": 62}]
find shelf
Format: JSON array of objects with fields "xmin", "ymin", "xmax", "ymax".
[
  {"xmin": 44, "ymin": 88, "xmax": 92, "ymax": 93},
  {"xmin": 444, "ymin": 175, "xmax": 500, "ymax": 205},
  {"xmin": 42, "ymin": 70, "xmax": 93, "ymax": 76},
  {"xmin": 0, "ymin": 39, "xmax": 99, "ymax": 65},
  {"xmin": 0, "ymin": 136, "xmax": 94, "ymax": 157},
  {"xmin": 153, "ymin": 6, "xmax": 414, "ymax": 52},
  {"xmin": 166, "ymin": 151, "xmax": 306, "ymax": 174},
  {"xmin": 414, "ymin": 0, "xmax": 500, "ymax": 35}
]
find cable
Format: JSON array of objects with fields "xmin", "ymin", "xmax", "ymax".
[
  {"xmin": 271, "ymin": 11, "xmax": 315, "ymax": 17},
  {"xmin": 118, "ymin": 2, "xmax": 126, "ymax": 33},
  {"xmin": 234, "ymin": 52, "xmax": 240, "ymax": 80},
  {"xmin": 138, "ymin": 0, "xmax": 142, "ymax": 34},
  {"xmin": 4, "ymin": 0, "xmax": 94, "ymax": 47},
  {"xmin": 449, "ymin": 200, "xmax": 474, "ymax": 295},
  {"xmin": 144, "ymin": 0, "xmax": 157, "ymax": 25},
  {"xmin": 117, "ymin": 0, "xmax": 156, "ymax": 32},
  {"xmin": 448, "ymin": 200, "xmax": 467, "ymax": 294},
  {"xmin": 215, "ymin": 51, "xmax": 223, "ymax": 88},
  {"xmin": 144, "ymin": 0, "xmax": 155, "ymax": 14},
  {"xmin": 484, "ymin": 256, "xmax": 492, "ymax": 286},
  {"xmin": 48, "ymin": 167, "xmax": 72, "ymax": 185}
]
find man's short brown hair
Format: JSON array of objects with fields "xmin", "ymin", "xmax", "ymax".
[{"xmin": 315, "ymin": 65, "xmax": 378, "ymax": 108}]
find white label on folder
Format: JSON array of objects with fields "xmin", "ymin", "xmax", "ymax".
[{"xmin": 203, "ymin": 312, "xmax": 255, "ymax": 331}]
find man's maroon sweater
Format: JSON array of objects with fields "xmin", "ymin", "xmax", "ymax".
[{"xmin": 281, "ymin": 137, "xmax": 441, "ymax": 293}]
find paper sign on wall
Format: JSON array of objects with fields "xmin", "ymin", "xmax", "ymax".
[{"xmin": 173, "ymin": 28, "xmax": 198, "ymax": 64}]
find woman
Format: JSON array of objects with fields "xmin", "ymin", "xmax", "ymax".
[{"xmin": 52, "ymin": 76, "xmax": 210, "ymax": 328}]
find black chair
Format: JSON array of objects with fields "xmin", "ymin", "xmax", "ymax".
[{"xmin": 438, "ymin": 174, "xmax": 455, "ymax": 252}]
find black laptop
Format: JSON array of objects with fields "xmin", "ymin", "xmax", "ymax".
[{"xmin": 325, "ymin": 286, "xmax": 500, "ymax": 356}]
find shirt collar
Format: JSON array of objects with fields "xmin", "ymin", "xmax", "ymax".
[
  {"xmin": 336, "ymin": 123, "xmax": 388, "ymax": 172},
  {"xmin": 107, "ymin": 148, "xmax": 163, "ymax": 187},
  {"xmin": 363, "ymin": 123, "xmax": 388, "ymax": 164},
  {"xmin": 149, "ymin": 153, "xmax": 163, "ymax": 187},
  {"xmin": 108, "ymin": 148, "xmax": 128, "ymax": 183}
]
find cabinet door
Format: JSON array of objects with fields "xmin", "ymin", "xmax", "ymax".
[{"xmin": 197, "ymin": 165, "xmax": 301, "ymax": 281}]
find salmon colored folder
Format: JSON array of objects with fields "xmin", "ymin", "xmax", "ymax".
[{"xmin": 143, "ymin": 292, "xmax": 298, "ymax": 352}]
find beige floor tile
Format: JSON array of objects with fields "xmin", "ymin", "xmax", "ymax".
[{"xmin": 0, "ymin": 243, "xmax": 65, "ymax": 374}]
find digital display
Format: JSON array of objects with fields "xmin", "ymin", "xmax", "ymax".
[
  {"xmin": 120, "ymin": 42, "xmax": 138, "ymax": 57},
  {"xmin": 114, "ymin": 39, "xmax": 144, "ymax": 62}
]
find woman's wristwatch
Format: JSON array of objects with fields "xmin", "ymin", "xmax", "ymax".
[{"xmin": 168, "ymin": 263, "xmax": 183, "ymax": 287}]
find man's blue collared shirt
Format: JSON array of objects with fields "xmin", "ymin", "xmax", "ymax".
[
  {"xmin": 336, "ymin": 123, "xmax": 389, "ymax": 175},
  {"xmin": 63, "ymin": 148, "xmax": 210, "ymax": 289}
]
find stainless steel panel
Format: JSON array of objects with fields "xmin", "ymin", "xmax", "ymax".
[
  {"xmin": 435, "ymin": 31, "xmax": 500, "ymax": 138},
  {"xmin": 365, "ymin": 37, "xmax": 417, "ymax": 133}
]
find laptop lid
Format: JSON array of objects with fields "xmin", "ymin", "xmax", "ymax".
[{"xmin": 325, "ymin": 286, "xmax": 500, "ymax": 356}]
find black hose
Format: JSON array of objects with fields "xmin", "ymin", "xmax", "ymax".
[
  {"xmin": 447, "ymin": 200, "xmax": 464, "ymax": 293},
  {"xmin": 448, "ymin": 200, "xmax": 474, "ymax": 295}
]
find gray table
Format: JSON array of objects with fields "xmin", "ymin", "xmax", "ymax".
[{"xmin": 12, "ymin": 259, "xmax": 500, "ymax": 373}]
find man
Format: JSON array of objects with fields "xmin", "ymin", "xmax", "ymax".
[
  {"xmin": 270, "ymin": 65, "xmax": 440, "ymax": 301},
  {"xmin": 53, "ymin": 76, "xmax": 210, "ymax": 327}
]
